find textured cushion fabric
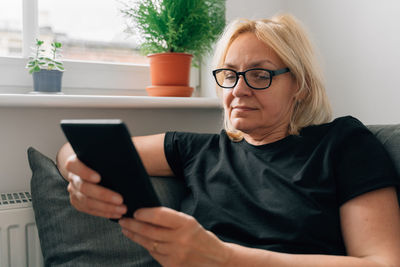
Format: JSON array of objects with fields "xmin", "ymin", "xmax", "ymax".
[
  {"xmin": 27, "ymin": 147, "xmax": 186, "ymax": 267},
  {"xmin": 367, "ymin": 124, "xmax": 400, "ymax": 204}
]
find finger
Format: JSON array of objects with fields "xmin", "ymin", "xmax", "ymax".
[
  {"xmin": 119, "ymin": 218, "xmax": 173, "ymax": 242},
  {"xmin": 121, "ymin": 229, "xmax": 168, "ymax": 256},
  {"xmin": 69, "ymin": 175, "xmax": 123, "ymax": 205},
  {"xmin": 70, "ymin": 190, "xmax": 127, "ymax": 217},
  {"xmin": 134, "ymin": 207, "xmax": 191, "ymax": 229},
  {"xmin": 68, "ymin": 183, "xmax": 127, "ymax": 217},
  {"xmin": 82, "ymin": 207, "xmax": 125, "ymax": 219},
  {"xmin": 65, "ymin": 154, "xmax": 100, "ymax": 183}
]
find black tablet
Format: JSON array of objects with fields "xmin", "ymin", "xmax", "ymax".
[{"xmin": 60, "ymin": 119, "xmax": 161, "ymax": 219}]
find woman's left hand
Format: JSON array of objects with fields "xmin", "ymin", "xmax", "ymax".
[{"xmin": 119, "ymin": 207, "xmax": 231, "ymax": 267}]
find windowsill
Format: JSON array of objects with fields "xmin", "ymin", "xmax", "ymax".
[{"xmin": 0, "ymin": 93, "xmax": 222, "ymax": 109}]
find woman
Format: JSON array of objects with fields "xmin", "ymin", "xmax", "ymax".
[{"xmin": 57, "ymin": 14, "xmax": 400, "ymax": 266}]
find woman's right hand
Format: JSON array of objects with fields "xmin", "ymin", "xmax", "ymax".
[{"xmin": 64, "ymin": 154, "xmax": 127, "ymax": 219}]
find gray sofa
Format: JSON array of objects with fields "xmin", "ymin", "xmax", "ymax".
[{"xmin": 27, "ymin": 124, "xmax": 400, "ymax": 267}]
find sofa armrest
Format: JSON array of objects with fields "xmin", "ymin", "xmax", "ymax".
[{"xmin": 367, "ymin": 124, "xmax": 400, "ymax": 205}]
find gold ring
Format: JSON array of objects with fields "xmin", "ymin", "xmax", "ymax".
[{"xmin": 152, "ymin": 241, "xmax": 159, "ymax": 252}]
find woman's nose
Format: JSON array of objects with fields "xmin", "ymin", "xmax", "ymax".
[{"xmin": 232, "ymin": 75, "xmax": 252, "ymax": 97}]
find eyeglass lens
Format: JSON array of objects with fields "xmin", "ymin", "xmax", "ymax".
[{"xmin": 215, "ymin": 69, "xmax": 271, "ymax": 89}]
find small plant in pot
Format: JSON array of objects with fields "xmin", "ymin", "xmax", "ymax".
[
  {"xmin": 26, "ymin": 39, "xmax": 65, "ymax": 93},
  {"xmin": 121, "ymin": 0, "xmax": 225, "ymax": 97}
]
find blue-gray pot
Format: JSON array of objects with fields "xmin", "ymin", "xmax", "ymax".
[{"xmin": 32, "ymin": 70, "xmax": 63, "ymax": 93}]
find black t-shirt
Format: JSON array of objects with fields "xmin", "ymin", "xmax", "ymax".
[{"xmin": 164, "ymin": 116, "xmax": 399, "ymax": 255}]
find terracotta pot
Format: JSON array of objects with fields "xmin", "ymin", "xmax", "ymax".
[
  {"xmin": 146, "ymin": 85, "xmax": 193, "ymax": 97},
  {"xmin": 146, "ymin": 53, "xmax": 194, "ymax": 97}
]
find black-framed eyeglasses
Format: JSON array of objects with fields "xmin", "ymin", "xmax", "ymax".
[{"xmin": 212, "ymin": 67, "xmax": 290, "ymax": 90}]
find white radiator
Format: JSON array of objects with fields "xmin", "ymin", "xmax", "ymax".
[{"xmin": 0, "ymin": 192, "xmax": 43, "ymax": 267}]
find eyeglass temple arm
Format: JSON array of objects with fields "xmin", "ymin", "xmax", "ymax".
[{"xmin": 272, "ymin": 68, "xmax": 290, "ymax": 76}]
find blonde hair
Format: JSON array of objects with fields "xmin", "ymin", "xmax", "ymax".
[{"xmin": 213, "ymin": 14, "xmax": 332, "ymax": 141}]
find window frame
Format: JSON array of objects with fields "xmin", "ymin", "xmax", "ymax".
[{"xmin": 0, "ymin": 0, "xmax": 200, "ymax": 96}]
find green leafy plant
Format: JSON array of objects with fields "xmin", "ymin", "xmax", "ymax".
[
  {"xmin": 121, "ymin": 0, "xmax": 226, "ymax": 65},
  {"xmin": 26, "ymin": 39, "xmax": 65, "ymax": 74}
]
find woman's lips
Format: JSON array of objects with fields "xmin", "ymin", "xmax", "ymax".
[{"xmin": 232, "ymin": 106, "xmax": 257, "ymax": 111}]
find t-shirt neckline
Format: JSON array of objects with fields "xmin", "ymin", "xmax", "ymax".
[{"xmin": 238, "ymin": 134, "xmax": 298, "ymax": 152}]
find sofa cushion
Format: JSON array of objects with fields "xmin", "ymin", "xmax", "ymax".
[{"xmin": 28, "ymin": 147, "xmax": 185, "ymax": 267}]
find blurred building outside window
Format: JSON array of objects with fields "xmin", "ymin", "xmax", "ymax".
[
  {"xmin": 0, "ymin": 0, "xmax": 148, "ymax": 65},
  {"xmin": 0, "ymin": 0, "xmax": 23, "ymax": 57}
]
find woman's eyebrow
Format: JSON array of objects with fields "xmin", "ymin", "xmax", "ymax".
[
  {"xmin": 223, "ymin": 59, "xmax": 277, "ymax": 69},
  {"xmin": 222, "ymin": 63, "xmax": 236, "ymax": 68}
]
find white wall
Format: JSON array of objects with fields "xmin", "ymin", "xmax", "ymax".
[
  {"xmin": 226, "ymin": 0, "xmax": 283, "ymax": 20},
  {"xmin": 205, "ymin": 0, "xmax": 400, "ymax": 124},
  {"xmin": 285, "ymin": 0, "xmax": 400, "ymax": 124}
]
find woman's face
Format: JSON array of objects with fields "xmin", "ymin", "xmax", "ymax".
[{"xmin": 222, "ymin": 32, "xmax": 298, "ymax": 141}]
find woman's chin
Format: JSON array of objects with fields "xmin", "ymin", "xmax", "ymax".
[{"xmin": 230, "ymin": 118, "xmax": 254, "ymax": 133}]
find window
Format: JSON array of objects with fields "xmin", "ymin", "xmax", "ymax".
[
  {"xmin": 0, "ymin": 0, "xmax": 179, "ymax": 96},
  {"xmin": 0, "ymin": 0, "xmax": 23, "ymax": 58},
  {"xmin": 0, "ymin": 0, "xmax": 147, "ymax": 64},
  {"xmin": 38, "ymin": 0, "xmax": 148, "ymax": 64}
]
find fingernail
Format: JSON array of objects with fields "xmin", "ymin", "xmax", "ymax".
[
  {"xmin": 112, "ymin": 195, "xmax": 122, "ymax": 204},
  {"xmin": 116, "ymin": 206, "xmax": 126, "ymax": 214},
  {"xmin": 90, "ymin": 173, "xmax": 101, "ymax": 182},
  {"xmin": 134, "ymin": 210, "xmax": 140, "ymax": 218}
]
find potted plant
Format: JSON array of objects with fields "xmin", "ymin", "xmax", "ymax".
[
  {"xmin": 26, "ymin": 39, "xmax": 65, "ymax": 93},
  {"xmin": 121, "ymin": 0, "xmax": 225, "ymax": 97}
]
